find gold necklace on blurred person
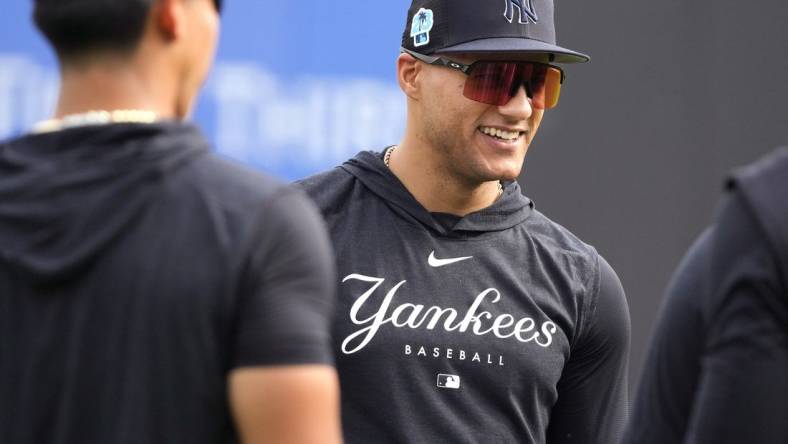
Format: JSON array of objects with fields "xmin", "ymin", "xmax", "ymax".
[{"xmin": 32, "ymin": 109, "xmax": 158, "ymax": 134}]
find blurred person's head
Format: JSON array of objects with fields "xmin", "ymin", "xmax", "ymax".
[{"xmin": 33, "ymin": 0, "xmax": 222, "ymax": 119}]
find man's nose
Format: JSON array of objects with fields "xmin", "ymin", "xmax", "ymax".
[{"xmin": 497, "ymin": 85, "xmax": 533, "ymax": 120}]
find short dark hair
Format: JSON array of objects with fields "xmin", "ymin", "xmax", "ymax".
[{"xmin": 33, "ymin": 0, "xmax": 156, "ymax": 59}]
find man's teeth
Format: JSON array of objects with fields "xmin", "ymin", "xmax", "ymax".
[{"xmin": 480, "ymin": 127, "xmax": 521, "ymax": 141}]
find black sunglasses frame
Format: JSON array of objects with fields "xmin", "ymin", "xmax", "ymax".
[{"xmin": 400, "ymin": 47, "xmax": 566, "ymax": 86}]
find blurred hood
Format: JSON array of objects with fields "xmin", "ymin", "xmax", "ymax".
[{"xmin": 0, "ymin": 122, "xmax": 207, "ymax": 284}]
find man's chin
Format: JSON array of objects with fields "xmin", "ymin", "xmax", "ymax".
[{"xmin": 492, "ymin": 165, "xmax": 523, "ymax": 182}]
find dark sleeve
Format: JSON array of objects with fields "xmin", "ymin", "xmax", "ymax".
[
  {"xmin": 232, "ymin": 187, "xmax": 337, "ymax": 368},
  {"xmin": 621, "ymin": 231, "xmax": 712, "ymax": 444},
  {"xmin": 683, "ymin": 194, "xmax": 788, "ymax": 443},
  {"xmin": 546, "ymin": 256, "xmax": 631, "ymax": 444}
]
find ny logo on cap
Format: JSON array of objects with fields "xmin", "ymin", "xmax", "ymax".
[{"xmin": 504, "ymin": 0, "xmax": 538, "ymax": 24}]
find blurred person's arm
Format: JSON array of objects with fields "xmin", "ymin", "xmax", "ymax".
[
  {"xmin": 623, "ymin": 192, "xmax": 788, "ymax": 444},
  {"xmin": 230, "ymin": 187, "xmax": 342, "ymax": 443},
  {"xmin": 621, "ymin": 231, "xmax": 712, "ymax": 444},
  {"xmin": 230, "ymin": 366, "xmax": 341, "ymax": 444},
  {"xmin": 546, "ymin": 257, "xmax": 631, "ymax": 444},
  {"xmin": 682, "ymin": 193, "xmax": 788, "ymax": 443}
]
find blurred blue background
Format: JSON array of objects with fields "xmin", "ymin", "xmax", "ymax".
[{"xmin": 0, "ymin": 1, "xmax": 408, "ymax": 181}]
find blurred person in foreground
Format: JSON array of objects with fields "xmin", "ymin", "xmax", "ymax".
[
  {"xmin": 298, "ymin": 0, "xmax": 630, "ymax": 442},
  {"xmin": 622, "ymin": 148, "xmax": 788, "ymax": 443},
  {"xmin": 0, "ymin": 0, "xmax": 341, "ymax": 443}
]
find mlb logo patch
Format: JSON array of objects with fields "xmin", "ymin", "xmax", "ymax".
[{"xmin": 437, "ymin": 373, "xmax": 461, "ymax": 389}]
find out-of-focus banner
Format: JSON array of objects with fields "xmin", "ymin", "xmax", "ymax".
[{"xmin": 0, "ymin": 1, "xmax": 408, "ymax": 181}]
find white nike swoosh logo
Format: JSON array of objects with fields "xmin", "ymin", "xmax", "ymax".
[{"xmin": 428, "ymin": 251, "xmax": 473, "ymax": 268}]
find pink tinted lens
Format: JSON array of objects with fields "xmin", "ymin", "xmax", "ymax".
[{"xmin": 464, "ymin": 62, "xmax": 560, "ymax": 109}]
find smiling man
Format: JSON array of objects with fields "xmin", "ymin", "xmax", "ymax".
[{"xmin": 298, "ymin": 0, "xmax": 630, "ymax": 442}]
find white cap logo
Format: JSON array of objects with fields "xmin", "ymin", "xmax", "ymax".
[{"xmin": 504, "ymin": 0, "xmax": 539, "ymax": 25}]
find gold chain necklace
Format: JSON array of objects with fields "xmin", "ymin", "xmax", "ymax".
[
  {"xmin": 384, "ymin": 146, "xmax": 504, "ymax": 197},
  {"xmin": 33, "ymin": 110, "xmax": 158, "ymax": 134}
]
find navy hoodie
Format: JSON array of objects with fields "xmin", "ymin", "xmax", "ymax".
[
  {"xmin": 0, "ymin": 122, "xmax": 336, "ymax": 444},
  {"xmin": 731, "ymin": 147, "xmax": 788, "ymax": 288},
  {"xmin": 299, "ymin": 151, "xmax": 630, "ymax": 444},
  {"xmin": 623, "ymin": 147, "xmax": 788, "ymax": 443}
]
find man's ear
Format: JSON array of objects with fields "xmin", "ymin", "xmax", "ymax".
[
  {"xmin": 397, "ymin": 53, "xmax": 422, "ymax": 101},
  {"xmin": 152, "ymin": 0, "xmax": 184, "ymax": 40}
]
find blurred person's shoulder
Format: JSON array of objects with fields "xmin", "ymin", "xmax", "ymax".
[
  {"xmin": 152, "ymin": 123, "xmax": 321, "ymax": 239},
  {"xmin": 714, "ymin": 147, "xmax": 788, "ymax": 296},
  {"xmin": 190, "ymin": 150, "xmax": 290, "ymax": 206},
  {"xmin": 726, "ymin": 147, "xmax": 788, "ymax": 235}
]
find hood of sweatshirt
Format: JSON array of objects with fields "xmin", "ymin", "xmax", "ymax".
[
  {"xmin": 728, "ymin": 146, "xmax": 788, "ymax": 288},
  {"xmin": 0, "ymin": 122, "xmax": 207, "ymax": 284}
]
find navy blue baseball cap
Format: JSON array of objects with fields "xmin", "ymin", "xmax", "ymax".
[{"xmin": 402, "ymin": 0, "xmax": 589, "ymax": 63}]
